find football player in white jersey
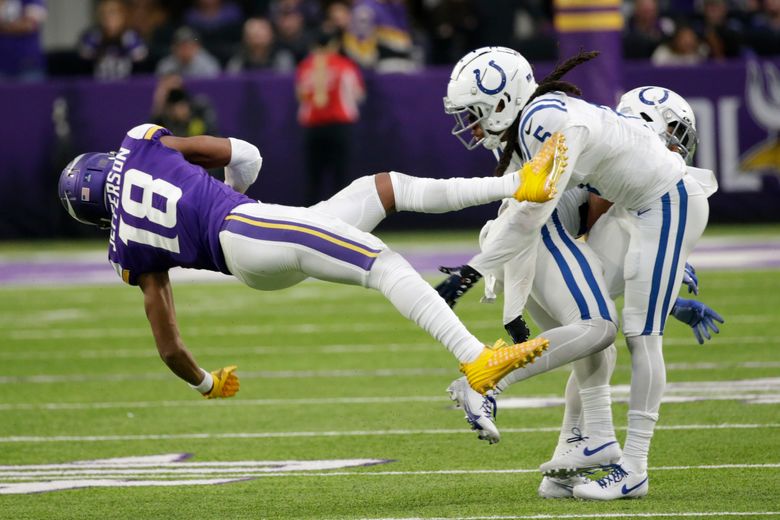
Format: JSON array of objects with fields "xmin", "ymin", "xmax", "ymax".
[
  {"xmin": 442, "ymin": 85, "xmax": 722, "ymax": 498},
  {"xmin": 536, "ymin": 87, "xmax": 722, "ymax": 499},
  {"xmin": 438, "ymin": 47, "xmax": 717, "ymax": 500}
]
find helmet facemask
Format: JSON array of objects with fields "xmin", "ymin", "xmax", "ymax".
[
  {"xmin": 445, "ymin": 101, "xmax": 487, "ymax": 150},
  {"xmin": 661, "ymin": 108, "xmax": 698, "ymax": 163}
]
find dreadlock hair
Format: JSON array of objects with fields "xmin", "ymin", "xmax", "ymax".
[{"xmin": 493, "ymin": 50, "xmax": 600, "ymax": 177}]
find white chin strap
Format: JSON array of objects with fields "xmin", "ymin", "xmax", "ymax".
[{"xmin": 482, "ymin": 134, "xmax": 503, "ymax": 150}]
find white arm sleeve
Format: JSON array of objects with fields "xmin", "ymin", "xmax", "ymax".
[{"xmin": 224, "ymin": 137, "xmax": 262, "ymax": 194}]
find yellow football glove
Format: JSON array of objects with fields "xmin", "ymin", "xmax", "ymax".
[{"xmin": 204, "ymin": 365, "xmax": 240, "ymax": 399}]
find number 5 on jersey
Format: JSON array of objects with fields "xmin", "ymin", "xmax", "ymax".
[{"xmin": 118, "ymin": 168, "xmax": 182, "ymax": 253}]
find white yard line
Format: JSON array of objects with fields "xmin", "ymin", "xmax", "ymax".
[
  {"xmin": 0, "ymin": 395, "xmax": 448, "ymax": 411},
  {"xmin": 0, "ymin": 463, "xmax": 779, "ymax": 481},
  {"xmin": 0, "ymin": 342, "xmax": 439, "ymax": 361},
  {"xmin": 0, "ymin": 423, "xmax": 775, "ymax": 443},
  {"xmin": 0, "ymin": 367, "xmax": 454, "ymax": 384},
  {"xmin": 359, "ymin": 513, "xmax": 780, "ymax": 520},
  {"xmin": 0, "ymin": 462, "xmax": 780, "ymax": 481}
]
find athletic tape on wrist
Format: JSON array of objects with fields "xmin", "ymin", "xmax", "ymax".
[{"xmin": 190, "ymin": 368, "xmax": 213, "ymax": 394}]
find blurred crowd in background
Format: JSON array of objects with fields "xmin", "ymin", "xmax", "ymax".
[{"xmin": 1, "ymin": 0, "xmax": 779, "ymax": 83}]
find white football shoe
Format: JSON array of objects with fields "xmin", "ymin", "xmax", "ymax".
[
  {"xmin": 573, "ymin": 462, "xmax": 649, "ymax": 500},
  {"xmin": 446, "ymin": 376, "xmax": 500, "ymax": 444},
  {"xmin": 538, "ymin": 475, "xmax": 590, "ymax": 499},
  {"xmin": 539, "ymin": 428, "xmax": 622, "ymax": 477}
]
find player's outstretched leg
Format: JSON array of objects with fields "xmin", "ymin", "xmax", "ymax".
[
  {"xmin": 459, "ymin": 337, "xmax": 549, "ymax": 394},
  {"xmin": 311, "ymin": 170, "xmax": 524, "ymax": 234},
  {"xmin": 366, "ymin": 250, "xmax": 548, "ymax": 377}
]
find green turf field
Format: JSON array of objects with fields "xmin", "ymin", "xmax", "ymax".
[{"xmin": 0, "ymin": 232, "xmax": 779, "ymax": 519}]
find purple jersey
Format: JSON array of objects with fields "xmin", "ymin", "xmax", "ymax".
[
  {"xmin": 0, "ymin": 0, "xmax": 46, "ymax": 76},
  {"xmin": 107, "ymin": 124, "xmax": 255, "ymax": 285}
]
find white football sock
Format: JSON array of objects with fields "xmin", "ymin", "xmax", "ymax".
[
  {"xmin": 622, "ymin": 335, "xmax": 666, "ymax": 473},
  {"xmin": 389, "ymin": 171, "xmax": 518, "ymax": 213},
  {"xmin": 367, "ymin": 250, "xmax": 483, "ymax": 363},
  {"xmin": 579, "ymin": 385, "xmax": 616, "ymax": 440},
  {"xmin": 623, "ymin": 410, "xmax": 658, "ymax": 473},
  {"xmin": 554, "ymin": 372, "xmax": 582, "ymax": 457}
]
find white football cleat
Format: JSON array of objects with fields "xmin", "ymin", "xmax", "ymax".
[
  {"xmin": 447, "ymin": 376, "xmax": 500, "ymax": 444},
  {"xmin": 539, "ymin": 428, "xmax": 622, "ymax": 477},
  {"xmin": 573, "ymin": 463, "xmax": 649, "ymax": 500},
  {"xmin": 538, "ymin": 475, "xmax": 590, "ymax": 499}
]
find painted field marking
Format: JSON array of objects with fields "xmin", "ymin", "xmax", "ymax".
[
  {"xmin": 0, "ymin": 423, "xmax": 775, "ymax": 443},
  {"xmin": 0, "ymin": 453, "xmax": 393, "ymax": 494}
]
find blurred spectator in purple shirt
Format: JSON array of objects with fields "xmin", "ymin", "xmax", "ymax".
[
  {"xmin": 226, "ymin": 17, "xmax": 295, "ymax": 73},
  {"xmin": 79, "ymin": 0, "xmax": 148, "ymax": 81},
  {"xmin": 344, "ymin": 0, "xmax": 416, "ymax": 72},
  {"xmin": 156, "ymin": 26, "xmax": 221, "ymax": 78},
  {"xmin": 0, "ymin": 0, "xmax": 46, "ymax": 81},
  {"xmin": 184, "ymin": 0, "xmax": 243, "ymax": 62}
]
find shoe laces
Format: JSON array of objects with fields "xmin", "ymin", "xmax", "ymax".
[
  {"xmin": 595, "ymin": 464, "xmax": 629, "ymax": 489},
  {"xmin": 566, "ymin": 427, "xmax": 588, "ymax": 444},
  {"xmin": 481, "ymin": 393, "xmax": 497, "ymax": 420}
]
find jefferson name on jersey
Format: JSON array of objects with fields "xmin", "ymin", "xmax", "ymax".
[{"xmin": 107, "ymin": 124, "xmax": 254, "ymax": 285}]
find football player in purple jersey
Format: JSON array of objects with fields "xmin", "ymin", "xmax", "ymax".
[{"xmin": 58, "ymin": 123, "xmax": 567, "ymax": 400}]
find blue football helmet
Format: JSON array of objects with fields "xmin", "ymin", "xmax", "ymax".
[{"xmin": 58, "ymin": 152, "xmax": 114, "ymax": 228}]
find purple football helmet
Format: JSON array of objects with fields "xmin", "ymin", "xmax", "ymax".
[{"xmin": 58, "ymin": 152, "xmax": 114, "ymax": 228}]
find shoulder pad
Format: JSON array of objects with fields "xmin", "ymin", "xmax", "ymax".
[{"xmin": 126, "ymin": 124, "xmax": 170, "ymax": 141}]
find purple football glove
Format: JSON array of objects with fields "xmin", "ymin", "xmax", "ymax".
[{"xmin": 670, "ymin": 297, "xmax": 724, "ymax": 344}]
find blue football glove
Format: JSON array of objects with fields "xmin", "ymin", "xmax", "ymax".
[
  {"xmin": 670, "ymin": 297, "xmax": 724, "ymax": 344},
  {"xmin": 435, "ymin": 265, "xmax": 482, "ymax": 308},
  {"xmin": 682, "ymin": 263, "xmax": 698, "ymax": 295}
]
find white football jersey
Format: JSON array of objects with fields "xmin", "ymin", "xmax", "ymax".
[{"xmin": 514, "ymin": 92, "xmax": 687, "ymax": 211}]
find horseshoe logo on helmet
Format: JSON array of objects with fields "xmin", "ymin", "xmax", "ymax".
[
  {"xmin": 473, "ymin": 60, "xmax": 507, "ymax": 95},
  {"xmin": 638, "ymin": 87, "xmax": 669, "ymax": 106}
]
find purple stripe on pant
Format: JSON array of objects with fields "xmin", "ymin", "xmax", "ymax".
[{"xmin": 224, "ymin": 215, "xmax": 381, "ymax": 271}]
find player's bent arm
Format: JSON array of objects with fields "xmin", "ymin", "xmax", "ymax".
[
  {"xmin": 160, "ymin": 135, "xmax": 232, "ymax": 169},
  {"xmin": 160, "ymin": 135, "xmax": 262, "ymax": 194},
  {"xmin": 138, "ymin": 271, "xmax": 205, "ymax": 387}
]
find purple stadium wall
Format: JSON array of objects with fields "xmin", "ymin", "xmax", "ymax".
[{"xmin": 0, "ymin": 60, "xmax": 779, "ymax": 239}]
